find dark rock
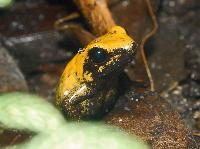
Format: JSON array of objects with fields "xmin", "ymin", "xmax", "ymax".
[
  {"xmin": 185, "ymin": 47, "xmax": 200, "ymax": 83},
  {"xmin": 182, "ymin": 81, "xmax": 200, "ymax": 99},
  {"xmin": 27, "ymin": 68, "xmax": 64, "ymax": 102},
  {"xmin": 162, "ymin": 0, "xmax": 200, "ymax": 15},
  {"xmin": 0, "ymin": 4, "xmax": 74, "ymax": 36},
  {"xmin": 0, "ymin": 45, "xmax": 28, "ymax": 92},
  {"xmin": 2, "ymin": 31, "xmax": 80, "ymax": 73},
  {"xmin": 104, "ymin": 89, "xmax": 198, "ymax": 148},
  {"xmin": 147, "ymin": 20, "xmax": 187, "ymax": 92}
]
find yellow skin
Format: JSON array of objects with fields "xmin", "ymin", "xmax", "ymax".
[{"xmin": 56, "ymin": 26, "xmax": 137, "ymax": 119}]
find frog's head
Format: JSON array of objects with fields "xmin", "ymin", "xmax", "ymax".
[{"xmin": 56, "ymin": 26, "xmax": 137, "ymax": 119}]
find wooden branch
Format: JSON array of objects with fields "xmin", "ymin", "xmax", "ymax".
[{"xmin": 73, "ymin": 0, "xmax": 116, "ymax": 35}]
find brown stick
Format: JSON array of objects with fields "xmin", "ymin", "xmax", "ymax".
[
  {"xmin": 73, "ymin": 0, "xmax": 116, "ymax": 35},
  {"xmin": 140, "ymin": 0, "xmax": 158, "ymax": 91}
]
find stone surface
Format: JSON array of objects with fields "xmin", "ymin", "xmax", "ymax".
[
  {"xmin": 104, "ymin": 89, "xmax": 198, "ymax": 148},
  {"xmin": 0, "ymin": 45, "xmax": 28, "ymax": 92}
]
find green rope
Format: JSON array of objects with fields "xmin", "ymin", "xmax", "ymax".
[
  {"xmin": 0, "ymin": 92, "xmax": 149, "ymax": 149},
  {"xmin": 0, "ymin": 0, "xmax": 13, "ymax": 8},
  {"xmin": 0, "ymin": 93, "xmax": 66, "ymax": 133}
]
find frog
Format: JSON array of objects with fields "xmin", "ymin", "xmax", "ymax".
[{"xmin": 56, "ymin": 26, "xmax": 137, "ymax": 119}]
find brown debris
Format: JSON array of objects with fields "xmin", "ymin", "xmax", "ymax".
[{"xmin": 0, "ymin": 129, "xmax": 32, "ymax": 147}]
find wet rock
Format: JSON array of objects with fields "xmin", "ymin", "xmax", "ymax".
[
  {"xmin": 104, "ymin": 89, "xmax": 198, "ymax": 148},
  {"xmin": 0, "ymin": 45, "xmax": 28, "ymax": 92},
  {"xmin": 0, "ymin": 2, "xmax": 80, "ymax": 75},
  {"xmin": 182, "ymin": 81, "xmax": 200, "ymax": 99},
  {"xmin": 27, "ymin": 67, "xmax": 64, "ymax": 102},
  {"xmin": 0, "ymin": 4, "xmax": 74, "ymax": 36},
  {"xmin": 153, "ymin": 0, "xmax": 200, "ymax": 141},
  {"xmin": 147, "ymin": 0, "xmax": 200, "ymax": 93},
  {"xmin": 162, "ymin": 0, "xmax": 200, "ymax": 15},
  {"xmin": 162, "ymin": 87, "xmax": 196, "ymax": 127},
  {"xmin": 147, "ymin": 20, "xmax": 187, "ymax": 92},
  {"xmin": 193, "ymin": 109, "xmax": 200, "ymax": 129},
  {"xmin": 162, "ymin": 82, "xmax": 200, "ymax": 136},
  {"xmin": 185, "ymin": 47, "xmax": 200, "ymax": 83},
  {"xmin": 2, "ymin": 31, "xmax": 80, "ymax": 73}
]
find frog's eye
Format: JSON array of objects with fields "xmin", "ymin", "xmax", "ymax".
[{"xmin": 89, "ymin": 47, "xmax": 108, "ymax": 63}]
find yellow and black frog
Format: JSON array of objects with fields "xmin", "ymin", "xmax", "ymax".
[{"xmin": 56, "ymin": 26, "xmax": 137, "ymax": 119}]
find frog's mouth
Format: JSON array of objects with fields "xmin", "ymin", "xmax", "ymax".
[
  {"xmin": 98, "ymin": 43, "xmax": 137, "ymax": 77},
  {"xmin": 97, "ymin": 53, "xmax": 135, "ymax": 77},
  {"xmin": 117, "ymin": 43, "xmax": 138, "ymax": 66}
]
